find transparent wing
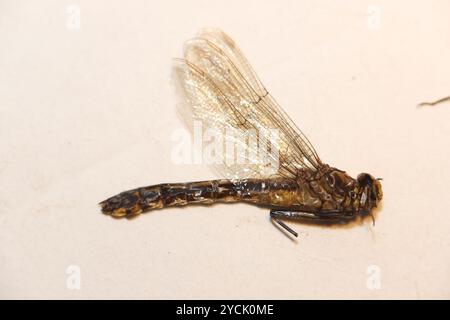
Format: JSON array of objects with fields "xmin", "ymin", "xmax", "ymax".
[{"xmin": 173, "ymin": 28, "xmax": 322, "ymax": 180}]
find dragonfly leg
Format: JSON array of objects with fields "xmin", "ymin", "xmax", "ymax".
[
  {"xmin": 270, "ymin": 210, "xmax": 299, "ymax": 237},
  {"xmin": 270, "ymin": 209, "xmax": 347, "ymax": 237}
]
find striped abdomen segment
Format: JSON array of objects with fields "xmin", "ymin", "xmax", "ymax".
[{"xmin": 99, "ymin": 179, "xmax": 293, "ymax": 218}]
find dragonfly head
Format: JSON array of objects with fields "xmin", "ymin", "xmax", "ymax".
[{"xmin": 357, "ymin": 173, "xmax": 383, "ymax": 214}]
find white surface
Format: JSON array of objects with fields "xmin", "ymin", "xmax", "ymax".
[{"xmin": 1, "ymin": 0, "xmax": 450, "ymax": 299}]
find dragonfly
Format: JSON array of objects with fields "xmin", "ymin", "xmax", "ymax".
[{"xmin": 99, "ymin": 28, "xmax": 383, "ymax": 237}]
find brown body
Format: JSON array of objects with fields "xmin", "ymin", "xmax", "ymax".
[{"xmin": 100, "ymin": 165, "xmax": 382, "ymax": 222}]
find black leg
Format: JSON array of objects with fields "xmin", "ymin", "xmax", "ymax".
[
  {"xmin": 269, "ymin": 209, "xmax": 350, "ymax": 237},
  {"xmin": 270, "ymin": 210, "xmax": 299, "ymax": 237}
]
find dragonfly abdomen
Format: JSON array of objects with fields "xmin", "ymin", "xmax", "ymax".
[{"xmin": 100, "ymin": 179, "xmax": 284, "ymax": 217}]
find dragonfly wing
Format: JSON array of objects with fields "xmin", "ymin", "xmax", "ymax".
[
  {"xmin": 173, "ymin": 28, "xmax": 322, "ymax": 180},
  {"xmin": 174, "ymin": 58, "xmax": 274, "ymax": 180},
  {"xmin": 194, "ymin": 28, "xmax": 321, "ymax": 169}
]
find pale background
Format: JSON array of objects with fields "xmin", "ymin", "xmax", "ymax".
[{"xmin": 1, "ymin": 0, "xmax": 449, "ymax": 299}]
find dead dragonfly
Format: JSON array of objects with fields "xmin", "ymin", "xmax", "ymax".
[{"xmin": 99, "ymin": 28, "xmax": 383, "ymax": 237}]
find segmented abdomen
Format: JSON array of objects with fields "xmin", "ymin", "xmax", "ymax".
[{"xmin": 99, "ymin": 178, "xmax": 299, "ymax": 217}]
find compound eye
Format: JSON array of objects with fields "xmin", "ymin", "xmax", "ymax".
[{"xmin": 357, "ymin": 173, "xmax": 373, "ymax": 186}]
